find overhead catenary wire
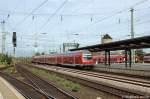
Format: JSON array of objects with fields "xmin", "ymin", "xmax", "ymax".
[
  {"xmin": 70, "ymin": 0, "xmax": 150, "ymax": 34},
  {"xmin": 1, "ymin": 0, "xmax": 150, "ymax": 56},
  {"xmin": 97, "ymin": 0, "xmax": 150, "ymax": 24},
  {"xmin": 40, "ymin": 0, "xmax": 68, "ymax": 30},
  {"xmin": 13, "ymin": 0, "xmax": 48, "ymax": 30},
  {"xmin": 66, "ymin": 0, "xmax": 150, "ymax": 42},
  {"xmin": 131, "ymin": 0, "xmax": 149, "ymax": 7},
  {"xmin": 0, "ymin": 0, "xmax": 149, "ymax": 23},
  {"xmin": 95, "ymin": 0, "xmax": 149, "ymax": 24},
  {"xmin": 0, "ymin": 12, "xmax": 108, "ymax": 16},
  {"xmin": 136, "ymin": 19, "xmax": 150, "ymax": 25}
]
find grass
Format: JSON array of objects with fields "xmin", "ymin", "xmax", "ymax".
[
  {"xmin": 30, "ymin": 67, "xmax": 81, "ymax": 92},
  {"xmin": 0, "ymin": 64, "xmax": 5, "ymax": 68},
  {"xmin": 0, "ymin": 62, "xmax": 8, "ymax": 68},
  {"xmin": 0, "ymin": 61, "xmax": 14, "ymax": 68},
  {"xmin": 2, "ymin": 66, "xmax": 16, "ymax": 74}
]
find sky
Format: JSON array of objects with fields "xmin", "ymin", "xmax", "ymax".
[{"xmin": 0, "ymin": 0, "xmax": 150, "ymax": 56}]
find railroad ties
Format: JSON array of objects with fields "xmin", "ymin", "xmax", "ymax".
[
  {"xmin": 0, "ymin": 72, "xmax": 51, "ymax": 99},
  {"xmin": 28, "ymin": 64, "xmax": 150, "ymax": 98},
  {"xmin": 15, "ymin": 64, "xmax": 76, "ymax": 99}
]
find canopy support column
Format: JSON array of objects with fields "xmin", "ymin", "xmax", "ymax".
[
  {"xmin": 129, "ymin": 49, "xmax": 132, "ymax": 67},
  {"xmin": 108, "ymin": 50, "xmax": 111, "ymax": 66},
  {"xmin": 125, "ymin": 50, "xmax": 128, "ymax": 68},
  {"xmin": 105, "ymin": 51, "xmax": 107, "ymax": 66}
]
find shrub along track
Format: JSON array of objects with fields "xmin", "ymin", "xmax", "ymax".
[
  {"xmin": 0, "ymin": 65, "xmax": 12, "ymax": 70},
  {"xmin": 0, "ymin": 71, "xmax": 53, "ymax": 99},
  {"xmin": 27, "ymin": 63, "xmax": 150, "ymax": 98},
  {"xmin": 16, "ymin": 64, "xmax": 77, "ymax": 99}
]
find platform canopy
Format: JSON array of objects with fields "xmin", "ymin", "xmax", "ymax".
[{"xmin": 70, "ymin": 35, "xmax": 150, "ymax": 52}]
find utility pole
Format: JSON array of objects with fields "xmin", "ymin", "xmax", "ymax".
[
  {"xmin": 130, "ymin": 8, "xmax": 135, "ymax": 64},
  {"xmin": 34, "ymin": 33, "xmax": 38, "ymax": 54},
  {"xmin": 1, "ymin": 20, "xmax": 6, "ymax": 54},
  {"xmin": 130, "ymin": 8, "xmax": 134, "ymax": 38}
]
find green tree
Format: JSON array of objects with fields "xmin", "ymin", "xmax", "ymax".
[
  {"xmin": 0, "ymin": 53, "xmax": 12, "ymax": 65},
  {"xmin": 35, "ymin": 52, "xmax": 41, "ymax": 56},
  {"xmin": 41, "ymin": 52, "xmax": 45, "ymax": 55}
]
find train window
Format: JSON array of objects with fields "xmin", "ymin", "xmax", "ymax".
[{"xmin": 83, "ymin": 54, "xmax": 92, "ymax": 60}]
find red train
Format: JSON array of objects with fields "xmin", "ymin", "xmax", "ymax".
[
  {"xmin": 93, "ymin": 54, "xmax": 145, "ymax": 64},
  {"xmin": 144, "ymin": 54, "xmax": 150, "ymax": 63},
  {"xmin": 93, "ymin": 54, "xmax": 125, "ymax": 64},
  {"xmin": 32, "ymin": 50, "xmax": 94, "ymax": 69}
]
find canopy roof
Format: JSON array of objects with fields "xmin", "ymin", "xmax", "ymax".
[{"xmin": 70, "ymin": 35, "xmax": 150, "ymax": 52}]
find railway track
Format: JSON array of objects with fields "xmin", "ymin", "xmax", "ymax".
[
  {"xmin": 29, "ymin": 64, "xmax": 150, "ymax": 97},
  {"xmin": 0, "ymin": 72, "xmax": 52, "ymax": 99},
  {"xmin": 46, "ymin": 65, "xmax": 150, "ymax": 87},
  {"xmin": 16, "ymin": 64, "xmax": 77, "ymax": 99},
  {"xmin": 93, "ymin": 66, "xmax": 150, "ymax": 79},
  {"xmin": 57, "ymin": 67, "xmax": 150, "ymax": 87}
]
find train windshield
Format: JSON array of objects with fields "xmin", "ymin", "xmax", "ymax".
[{"xmin": 83, "ymin": 54, "xmax": 92, "ymax": 60}]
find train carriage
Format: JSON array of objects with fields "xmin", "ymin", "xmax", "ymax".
[
  {"xmin": 32, "ymin": 50, "xmax": 94, "ymax": 69},
  {"xmin": 144, "ymin": 54, "xmax": 150, "ymax": 63},
  {"xmin": 93, "ymin": 54, "xmax": 124, "ymax": 64}
]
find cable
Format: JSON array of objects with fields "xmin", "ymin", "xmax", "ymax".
[
  {"xmin": 14, "ymin": 0, "xmax": 48, "ymax": 29},
  {"xmin": 136, "ymin": 19, "xmax": 150, "ymax": 25},
  {"xmin": 40, "ymin": 0, "xmax": 68, "ymax": 30},
  {"xmin": 94, "ymin": 0, "xmax": 149, "ymax": 24},
  {"xmin": 70, "ymin": 0, "xmax": 150, "ymax": 35},
  {"xmin": 0, "ymin": 12, "xmax": 108, "ymax": 16},
  {"xmin": 131, "ymin": 0, "xmax": 149, "ymax": 7}
]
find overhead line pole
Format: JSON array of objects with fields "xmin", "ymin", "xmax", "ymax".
[
  {"xmin": 130, "ymin": 8, "xmax": 134, "ymax": 38},
  {"xmin": 130, "ymin": 8, "xmax": 135, "ymax": 64},
  {"xmin": 1, "ymin": 20, "xmax": 6, "ymax": 54}
]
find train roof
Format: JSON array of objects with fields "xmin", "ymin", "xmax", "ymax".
[{"xmin": 33, "ymin": 50, "xmax": 91, "ymax": 58}]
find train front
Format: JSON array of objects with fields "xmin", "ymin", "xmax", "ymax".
[{"xmin": 82, "ymin": 50, "xmax": 94, "ymax": 69}]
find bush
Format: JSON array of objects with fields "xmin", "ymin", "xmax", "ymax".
[{"xmin": 0, "ymin": 53, "xmax": 12, "ymax": 65}]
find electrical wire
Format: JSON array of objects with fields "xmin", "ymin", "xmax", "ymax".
[
  {"xmin": 70, "ymin": 0, "xmax": 150, "ymax": 35},
  {"xmin": 131, "ymin": 0, "xmax": 149, "ymax": 7},
  {"xmin": 0, "ymin": 12, "xmax": 107, "ymax": 16},
  {"xmin": 40, "ymin": 0, "xmax": 68, "ymax": 30},
  {"xmin": 14, "ymin": 0, "xmax": 48, "ymax": 29},
  {"xmin": 94, "ymin": 0, "xmax": 149, "ymax": 24},
  {"xmin": 136, "ymin": 19, "xmax": 150, "ymax": 25},
  {"xmin": 2, "ymin": 0, "xmax": 150, "ymax": 54}
]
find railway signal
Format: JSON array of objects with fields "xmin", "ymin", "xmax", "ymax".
[
  {"xmin": 12, "ymin": 32, "xmax": 17, "ymax": 47},
  {"xmin": 12, "ymin": 32, "xmax": 17, "ymax": 66},
  {"xmin": 12, "ymin": 32, "xmax": 17, "ymax": 56}
]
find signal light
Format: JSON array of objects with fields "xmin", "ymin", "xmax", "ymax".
[{"xmin": 12, "ymin": 32, "xmax": 17, "ymax": 47}]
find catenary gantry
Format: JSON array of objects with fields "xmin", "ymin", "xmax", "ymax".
[{"xmin": 70, "ymin": 35, "xmax": 150, "ymax": 67}]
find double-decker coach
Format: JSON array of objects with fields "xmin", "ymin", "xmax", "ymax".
[
  {"xmin": 144, "ymin": 54, "xmax": 150, "ymax": 63},
  {"xmin": 32, "ymin": 50, "xmax": 94, "ymax": 69}
]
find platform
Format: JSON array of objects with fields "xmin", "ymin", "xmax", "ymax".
[
  {"xmin": 94, "ymin": 63, "xmax": 150, "ymax": 77},
  {"xmin": 0, "ymin": 77, "xmax": 25, "ymax": 99},
  {"xmin": 95, "ymin": 63, "xmax": 150, "ymax": 70}
]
